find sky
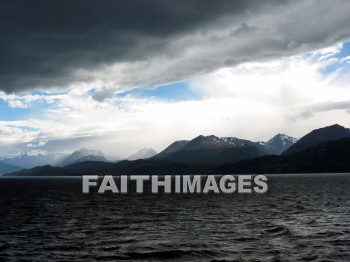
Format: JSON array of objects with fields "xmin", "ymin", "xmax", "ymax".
[{"xmin": 0, "ymin": 0, "xmax": 350, "ymax": 158}]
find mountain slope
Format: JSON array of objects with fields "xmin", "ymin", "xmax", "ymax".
[
  {"xmin": 0, "ymin": 161, "xmax": 22, "ymax": 175},
  {"xmin": 67, "ymin": 155, "xmax": 110, "ymax": 166},
  {"xmin": 160, "ymin": 140, "xmax": 190, "ymax": 154},
  {"xmin": 282, "ymin": 124, "xmax": 350, "ymax": 155},
  {"xmin": 128, "ymin": 148, "xmax": 157, "ymax": 160}
]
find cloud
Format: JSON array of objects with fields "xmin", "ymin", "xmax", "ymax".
[
  {"xmin": 1, "ymin": 0, "xmax": 350, "ymax": 93},
  {"xmin": 26, "ymin": 141, "xmax": 47, "ymax": 148},
  {"xmin": 0, "ymin": 42, "xmax": 349, "ymax": 158},
  {"xmin": 286, "ymin": 100, "xmax": 350, "ymax": 121},
  {"xmin": 27, "ymin": 150, "xmax": 48, "ymax": 156},
  {"xmin": 232, "ymin": 23, "xmax": 256, "ymax": 35},
  {"xmin": 7, "ymin": 99, "xmax": 30, "ymax": 108},
  {"xmin": 0, "ymin": 124, "xmax": 40, "ymax": 144},
  {"xmin": 92, "ymin": 87, "xmax": 116, "ymax": 102}
]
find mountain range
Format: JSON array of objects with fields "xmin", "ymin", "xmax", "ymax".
[
  {"xmin": 3, "ymin": 124, "xmax": 350, "ymax": 176},
  {"xmin": 152, "ymin": 133, "xmax": 297, "ymax": 165},
  {"xmin": 1, "ymin": 153, "xmax": 66, "ymax": 169},
  {"xmin": 152, "ymin": 135, "xmax": 266, "ymax": 165}
]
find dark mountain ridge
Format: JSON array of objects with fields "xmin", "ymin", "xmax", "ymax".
[
  {"xmin": 282, "ymin": 124, "xmax": 350, "ymax": 155},
  {"xmin": 2, "ymin": 153, "xmax": 66, "ymax": 169}
]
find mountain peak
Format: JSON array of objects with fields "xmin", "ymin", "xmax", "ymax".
[
  {"xmin": 329, "ymin": 124, "xmax": 343, "ymax": 128},
  {"xmin": 269, "ymin": 133, "xmax": 298, "ymax": 143},
  {"xmin": 316, "ymin": 123, "xmax": 347, "ymax": 130},
  {"xmin": 191, "ymin": 135, "xmax": 223, "ymax": 143},
  {"xmin": 262, "ymin": 133, "xmax": 298, "ymax": 155},
  {"xmin": 59, "ymin": 148, "xmax": 106, "ymax": 166},
  {"xmin": 186, "ymin": 135, "xmax": 227, "ymax": 150},
  {"xmin": 128, "ymin": 148, "xmax": 157, "ymax": 160}
]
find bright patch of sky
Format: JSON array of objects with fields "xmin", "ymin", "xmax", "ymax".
[
  {"xmin": 308, "ymin": 42, "xmax": 350, "ymax": 77},
  {"xmin": 7, "ymin": 125, "xmax": 40, "ymax": 132},
  {"xmin": 117, "ymin": 81, "xmax": 203, "ymax": 101},
  {"xmin": 0, "ymin": 99, "xmax": 32, "ymax": 121}
]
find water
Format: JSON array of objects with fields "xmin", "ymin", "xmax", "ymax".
[{"xmin": 0, "ymin": 174, "xmax": 350, "ymax": 261}]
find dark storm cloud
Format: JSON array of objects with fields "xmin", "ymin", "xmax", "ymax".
[
  {"xmin": 0, "ymin": 0, "xmax": 265, "ymax": 92},
  {"xmin": 0, "ymin": 0, "xmax": 350, "ymax": 93}
]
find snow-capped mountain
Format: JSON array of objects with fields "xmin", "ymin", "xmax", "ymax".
[
  {"xmin": 128, "ymin": 148, "xmax": 157, "ymax": 160},
  {"xmin": 221, "ymin": 137, "xmax": 269, "ymax": 153},
  {"xmin": 221, "ymin": 135, "xmax": 298, "ymax": 155},
  {"xmin": 259, "ymin": 134, "xmax": 298, "ymax": 155},
  {"xmin": 156, "ymin": 134, "xmax": 298, "ymax": 159}
]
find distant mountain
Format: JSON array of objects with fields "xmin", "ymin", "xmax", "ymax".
[
  {"xmin": 59, "ymin": 148, "xmax": 106, "ymax": 166},
  {"xmin": 259, "ymin": 134, "xmax": 298, "ymax": 155},
  {"xmin": 0, "ymin": 161, "xmax": 22, "ymax": 176},
  {"xmin": 128, "ymin": 148, "xmax": 157, "ymax": 160},
  {"xmin": 282, "ymin": 124, "xmax": 350, "ymax": 155},
  {"xmin": 2, "ymin": 153, "xmax": 66, "ymax": 169},
  {"xmin": 153, "ymin": 135, "xmax": 265, "ymax": 165},
  {"xmin": 213, "ymin": 137, "xmax": 350, "ymax": 174}
]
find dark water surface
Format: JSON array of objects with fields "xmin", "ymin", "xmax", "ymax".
[{"xmin": 0, "ymin": 174, "xmax": 350, "ymax": 261}]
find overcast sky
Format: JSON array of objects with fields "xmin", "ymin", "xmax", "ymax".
[{"xmin": 0, "ymin": 0, "xmax": 350, "ymax": 158}]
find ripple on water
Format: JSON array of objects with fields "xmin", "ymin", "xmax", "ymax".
[{"xmin": 0, "ymin": 175, "xmax": 350, "ymax": 261}]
